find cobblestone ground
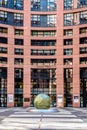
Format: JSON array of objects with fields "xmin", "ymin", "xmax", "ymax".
[{"xmin": 0, "ymin": 107, "xmax": 87, "ymax": 130}]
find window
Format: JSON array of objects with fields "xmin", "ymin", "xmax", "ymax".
[
  {"xmin": 64, "ymin": 13, "xmax": 74, "ymax": 26},
  {"xmin": 80, "ymin": 47, "xmax": 87, "ymax": 54},
  {"xmin": 14, "ymin": 13, "xmax": 23, "ymax": 26},
  {"xmin": 31, "ymin": 49, "xmax": 56, "ymax": 55},
  {"xmin": 14, "ymin": 48, "xmax": 23, "ymax": 55},
  {"xmin": 0, "ymin": 27, "xmax": 7, "ymax": 34},
  {"xmin": 31, "ymin": 40, "xmax": 56, "ymax": 46},
  {"xmin": 78, "ymin": 0, "xmax": 87, "ymax": 8},
  {"xmin": 0, "ymin": 0, "xmax": 8, "ymax": 7},
  {"xmin": 14, "ymin": 68, "xmax": 23, "ymax": 78},
  {"xmin": 80, "ymin": 27, "xmax": 87, "ymax": 34},
  {"xmin": 80, "ymin": 11, "xmax": 87, "ymax": 24},
  {"xmin": 14, "ymin": 58, "xmax": 23, "ymax": 64},
  {"xmin": 31, "ymin": 30, "xmax": 56, "ymax": 37},
  {"xmin": 14, "ymin": 0, "xmax": 23, "ymax": 10},
  {"xmin": 0, "ymin": 37, "xmax": 7, "ymax": 44},
  {"xmin": 64, "ymin": 0, "xmax": 73, "ymax": 10},
  {"xmin": 31, "ymin": 15, "xmax": 40, "ymax": 26},
  {"xmin": 80, "ymin": 57, "xmax": 87, "ymax": 64},
  {"xmin": 64, "ymin": 29, "xmax": 73, "ymax": 36},
  {"xmin": 64, "ymin": 39, "xmax": 73, "ymax": 45},
  {"xmin": 64, "ymin": 49, "xmax": 73, "ymax": 55},
  {"xmin": 0, "ymin": 57, "xmax": 7, "ymax": 64},
  {"xmin": 0, "ymin": 47, "xmax": 7, "ymax": 54},
  {"xmin": 64, "ymin": 58, "xmax": 73, "ymax": 65},
  {"xmin": 31, "ymin": 0, "xmax": 56, "ymax": 11},
  {"xmin": 80, "ymin": 37, "xmax": 87, "ymax": 44},
  {"xmin": 31, "ymin": 59, "xmax": 56, "ymax": 66},
  {"xmin": 15, "ymin": 29, "xmax": 24, "ymax": 35},
  {"xmin": 0, "ymin": 11, "xmax": 7, "ymax": 24},
  {"xmin": 31, "ymin": 15, "xmax": 56, "ymax": 27},
  {"xmin": 15, "ymin": 39, "xmax": 23, "ymax": 45}
]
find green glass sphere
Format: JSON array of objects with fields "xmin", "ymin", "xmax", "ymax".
[{"xmin": 34, "ymin": 93, "xmax": 51, "ymax": 109}]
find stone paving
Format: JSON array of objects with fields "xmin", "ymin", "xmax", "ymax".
[{"xmin": 0, "ymin": 108, "xmax": 87, "ymax": 130}]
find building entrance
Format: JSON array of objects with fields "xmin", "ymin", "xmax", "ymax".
[{"xmin": 31, "ymin": 69, "xmax": 56, "ymax": 107}]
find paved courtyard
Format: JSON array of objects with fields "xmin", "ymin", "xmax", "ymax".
[{"xmin": 0, "ymin": 107, "xmax": 87, "ymax": 130}]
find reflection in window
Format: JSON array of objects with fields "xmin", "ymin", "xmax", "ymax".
[
  {"xmin": 14, "ymin": 13, "xmax": 23, "ymax": 26},
  {"xmin": 64, "ymin": 0, "xmax": 73, "ymax": 10},
  {"xmin": 14, "ymin": 48, "xmax": 23, "ymax": 55},
  {"xmin": 0, "ymin": 47, "xmax": 7, "ymax": 54},
  {"xmin": 31, "ymin": 49, "xmax": 56, "ymax": 56},
  {"xmin": 15, "ymin": 29, "xmax": 24, "ymax": 35},
  {"xmin": 80, "ymin": 47, "xmax": 87, "ymax": 54},
  {"xmin": 14, "ymin": 0, "xmax": 23, "ymax": 10},
  {"xmin": 64, "ymin": 29, "xmax": 73, "ymax": 36},
  {"xmin": 0, "ymin": 11, "xmax": 7, "ymax": 24},
  {"xmin": 64, "ymin": 13, "xmax": 74, "ymax": 26},
  {"xmin": 14, "ymin": 58, "xmax": 23, "ymax": 65},
  {"xmin": 31, "ymin": 0, "xmax": 56, "ymax": 11},
  {"xmin": 31, "ymin": 15, "xmax": 56, "ymax": 27},
  {"xmin": 78, "ymin": 0, "xmax": 87, "ymax": 8},
  {"xmin": 0, "ymin": 27, "xmax": 7, "ymax": 34},
  {"xmin": 31, "ymin": 30, "xmax": 56, "ymax": 37},
  {"xmin": 0, "ymin": 0, "xmax": 8, "ymax": 7},
  {"xmin": 80, "ymin": 27, "xmax": 87, "ymax": 34},
  {"xmin": 80, "ymin": 11, "xmax": 87, "ymax": 24},
  {"xmin": 64, "ymin": 58, "xmax": 73, "ymax": 65},
  {"xmin": 64, "ymin": 49, "xmax": 73, "ymax": 55}
]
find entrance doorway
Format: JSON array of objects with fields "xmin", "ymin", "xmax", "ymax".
[{"xmin": 31, "ymin": 68, "xmax": 56, "ymax": 107}]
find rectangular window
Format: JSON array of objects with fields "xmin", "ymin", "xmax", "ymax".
[
  {"xmin": 80, "ymin": 37, "xmax": 87, "ymax": 44},
  {"xmin": 0, "ymin": 37, "xmax": 7, "ymax": 44},
  {"xmin": 31, "ymin": 30, "xmax": 56, "ymax": 37},
  {"xmin": 64, "ymin": 58, "xmax": 73, "ymax": 65},
  {"xmin": 31, "ymin": 14, "xmax": 56, "ymax": 27},
  {"xmin": 80, "ymin": 11, "xmax": 87, "ymax": 24},
  {"xmin": 14, "ymin": 48, "xmax": 23, "ymax": 55},
  {"xmin": 14, "ymin": 58, "xmax": 23, "ymax": 64},
  {"xmin": 14, "ymin": 13, "xmax": 23, "ymax": 26},
  {"xmin": 14, "ymin": 0, "xmax": 23, "ymax": 10},
  {"xmin": 0, "ymin": 27, "xmax": 8, "ymax": 34},
  {"xmin": 15, "ymin": 39, "xmax": 23, "ymax": 45},
  {"xmin": 0, "ymin": 11, "xmax": 7, "ymax": 24},
  {"xmin": 64, "ymin": 39, "xmax": 73, "ymax": 45},
  {"xmin": 78, "ymin": 0, "xmax": 87, "ymax": 8},
  {"xmin": 80, "ymin": 57, "xmax": 87, "ymax": 64},
  {"xmin": 0, "ymin": 0, "xmax": 8, "ymax": 7},
  {"xmin": 31, "ymin": 40, "xmax": 56, "ymax": 46},
  {"xmin": 64, "ymin": 49, "xmax": 73, "ymax": 55},
  {"xmin": 64, "ymin": 13, "xmax": 74, "ymax": 26},
  {"xmin": 0, "ymin": 57, "xmax": 7, "ymax": 64},
  {"xmin": 31, "ymin": 49, "xmax": 56, "ymax": 56},
  {"xmin": 80, "ymin": 47, "xmax": 87, "ymax": 54},
  {"xmin": 0, "ymin": 47, "xmax": 7, "ymax": 54},
  {"xmin": 64, "ymin": 29, "xmax": 73, "ymax": 36},
  {"xmin": 64, "ymin": 0, "xmax": 73, "ymax": 10},
  {"xmin": 15, "ymin": 29, "xmax": 24, "ymax": 35},
  {"xmin": 80, "ymin": 27, "xmax": 87, "ymax": 34}
]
